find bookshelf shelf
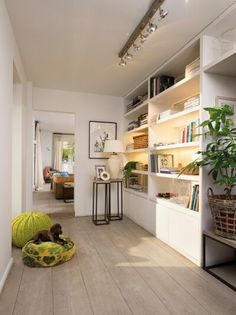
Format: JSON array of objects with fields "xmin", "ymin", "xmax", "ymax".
[
  {"xmin": 124, "ymin": 100, "xmax": 148, "ymax": 118},
  {"xmin": 150, "ymin": 197, "xmax": 200, "ymax": 218},
  {"xmin": 203, "ymin": 47, "xmax": 236, "ymax": 77},
  {"xmin": 131, "ymin": 170, "xmax": 148, "ymax": 175},
  {"xmin": 149, "ymin": 172, "xmax": 200, "ymax": 181},
  {"xmin": 123, "ymin": 187, "xmax": 148, "ymax": 199},
  {"xmin": 149, "ymin": 141, "xmax": 199, "ymax": 151},
  {"xmin": 125, "ymin": 124, "xmax": 148, "ymax": 134},
  {"xmin": 149, "ymin": 72, "xmax": 200, "ymax": 106},
  {"xmin": 124, "ymin": 148, "xmax": 148, "ymax": 154},
  {"xmin": 151, "ymin": 106, "xmax": 200, "ymax": 127}
]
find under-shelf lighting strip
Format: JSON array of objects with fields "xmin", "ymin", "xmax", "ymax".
[{"xmin": 118, "ymin": 0, "xmax": 168, "ymax": 67}]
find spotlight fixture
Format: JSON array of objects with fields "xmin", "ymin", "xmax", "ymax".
[
  {"xmin": 147, "ymin": 23, "xmax": 158, "ymax": 34},
  {"xmin": 125, "ymin": 53, "xmax": 133, "ymax": 60},
  {"xmin": 118, "ymin": 0, "xmax": 168, "ymax": 66},
  {"xmin": 133, "ymin": 44, "xmax": 141, "ymax": 51},
  {"xmin": 140, "ymin": 33, "xmax": 149, "ymax": 43},
  {"xmin": 159, "ymin": 7, "xmax": 168, "ymax": 20},
  {"xmin": 119, "ymin": 58, "xmax": 127, "ymax": 67}
]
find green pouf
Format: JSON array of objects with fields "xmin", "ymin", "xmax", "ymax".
[
  {"xmin": 22, "ymin": 237, "xmax": 75, "ymax": 267},
  {"xmin": 12, "ymin": 211, "xmax": 52, "ymax": 248}
]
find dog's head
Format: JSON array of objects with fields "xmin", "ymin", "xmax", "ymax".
[{"xmin": 50, "ymin": 223, "xmax": 63, "ymax": 236}]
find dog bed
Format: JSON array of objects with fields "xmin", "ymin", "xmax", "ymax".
[
  {"xmin": 22, "ymin": 237, "xmax": 75, "ymax": 267},
  {"xmin": 12, "ymin": 211, "xmax": 52, "ymax": 248}
]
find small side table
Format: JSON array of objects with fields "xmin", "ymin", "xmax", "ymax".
[
  {"xmin": 109, "ymin": 179, "xmax": 123, "ymax": 221},
  {"xmin": 203, "ymin": 230, "xmax": 236, "ymax": 291},
  {"xmin": 92, "ymin": 180, "xmax": 110, "ymax": 225}
]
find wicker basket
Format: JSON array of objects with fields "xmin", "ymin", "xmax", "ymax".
[
  {"xmin": 208, "ymin": 188, "xmax": 236, "ymax": 240},
  {"xmin": 133, "ymin": 134, "xmax": 148, "ymax": 149}
]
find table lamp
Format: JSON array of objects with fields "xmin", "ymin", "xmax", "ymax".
[{"xmin": 104, "ymin": 140, "xmax": 124, "ymax": 178}]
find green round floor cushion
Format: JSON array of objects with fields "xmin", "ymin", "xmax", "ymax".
[
  {"xmin": 12, "ymin": 211, "xmax": 52, "ymax": 248},
  {"xmin": 22, "ymin": 237, "xmax": 75, "ymax": 267}
]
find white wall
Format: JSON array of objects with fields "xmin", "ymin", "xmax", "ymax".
[
  {"xmin": 0, "ymin": 0, "xmax": 27, "ymax": 292},
  {"xmin": 41, "ymin": 131, "xmax": 53, "ymax": 169},
  {"xmin": 33, "ymin": 87, "xmax": 123, "ymax": 216}
]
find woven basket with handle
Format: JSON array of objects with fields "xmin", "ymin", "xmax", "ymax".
[{"xmin": 208, "ymin": 188, "xmax": 236, "ymax": 240}]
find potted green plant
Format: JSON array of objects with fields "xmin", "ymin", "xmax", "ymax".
[
  {"xmin": 123, "ymin": 161, "xmax": 137, "ymax": 188},
  {"xmin": 185, "ymin": 104, "xmax": 236, "ymax": 239}
]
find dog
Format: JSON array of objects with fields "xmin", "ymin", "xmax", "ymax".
[{"xmin": 32, "ymin": 223, "xmax": 67, "ymax": 245}]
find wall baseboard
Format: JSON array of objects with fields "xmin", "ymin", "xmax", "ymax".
[{"xmin": 0, "ymin": 257, "xmax": 13, "ymax": 294}]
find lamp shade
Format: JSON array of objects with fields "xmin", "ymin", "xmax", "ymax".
[{"xmin": 104, "ymin": 140, "xmax": 124, "ymax": 153}]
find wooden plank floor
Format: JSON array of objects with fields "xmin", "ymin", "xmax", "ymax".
[{"xmin": 0, "ymin": 214, "xmax": 236, "ymax": 315}]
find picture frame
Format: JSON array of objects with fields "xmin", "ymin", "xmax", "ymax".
[
  {"xmin": 89, "ymin": 121, "xmax": 117, "ymax": 159},
  {"xmin": 216, "ymin": 96, "xmax": 236, "ymax": 122},
  {"xmin": 157, "ymin": 154, "xmax": 174, "ymax": 172},
  {"xmin": 95, "ymin": 165, "xmax": 106, "ymax": 180}
]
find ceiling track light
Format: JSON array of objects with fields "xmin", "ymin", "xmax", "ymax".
[
  {"xmin": 118, "ymin": 0, "xmax": 168, "ymax": 66},
  {"xmin": 133, "ymin": 44, "xmax": 141, "ymax": 51},
  {"xmin": 147, "ymin": 23, "xmax": 158, "ymax": 34},
  {"xmin": 159, "ymin": 7, "xmax": 168, "ymax": 20},
  {"xmin": 119, "ymin": 58, "xmax": 127, "ymax": 67},
  {"xmin": 125, "ymin": 52, "xmax": 133, "ymax": 60}
]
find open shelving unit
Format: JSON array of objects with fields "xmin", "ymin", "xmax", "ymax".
[{"xmin": 122, "ymin": 2, "xmax": 236, "ymax": 267}]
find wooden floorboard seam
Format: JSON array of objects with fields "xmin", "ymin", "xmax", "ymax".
[
  {"xmin": 12, "ymin": 262, "xmax": 25, "ymax": 315},
  {"xmin": 74, "ymin": 253, "xmax": 95, "ymax": 315}
]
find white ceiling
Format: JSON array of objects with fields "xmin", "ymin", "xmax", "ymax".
[
  {"xmin": 6, "ymin": 0, "xmax": 235, "ymax": 96},
  {"xmin": 34, "ymin": 111, "xmax": 75, "ymax": 134}
]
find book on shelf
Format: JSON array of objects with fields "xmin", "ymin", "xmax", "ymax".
[
  {"xmin": 150, "ymin": 75, "xmax": 175, "ymax": 98},
  {"xmin": 179, "ymin": 118, "xmax": 200, "ymax": 143},
  {"xmin": 186, "ymin": 183, "xmax": 199, "ymax": 211}
]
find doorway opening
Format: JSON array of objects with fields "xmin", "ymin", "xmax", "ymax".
[{"xmin": 32, "ymin": 110, "xmax": 75, "ymax": 215}]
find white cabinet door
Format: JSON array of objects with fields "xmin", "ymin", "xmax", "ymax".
[
  {"xmin": 169, "ymin": 210, "xmax": 200, "ymax": 261},
  {"xmin": 156, "ymin": 204, "xmax": 169, "ymax": 242}
]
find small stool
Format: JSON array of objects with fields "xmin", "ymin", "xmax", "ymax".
[
  {"xmin": 109, "ymin": 179, "xmax": 123, "ymax": 221},
  {"xmin": 63, "ymin": 182, "xmax": 74, "ymax": 203},
  {"xmin": 92, "ymin": 180, "xmax": 110, "ymax": 225}
]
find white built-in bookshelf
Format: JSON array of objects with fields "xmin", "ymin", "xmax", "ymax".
[{"xmin": 122, "ymin": 3, "xmax": 236, "ymax": 266}]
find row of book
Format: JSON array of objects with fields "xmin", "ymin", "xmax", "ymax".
[
  {"xmin": 150, "ymin": 75, "xmax": 175, "ymax": 98},
  {"xmin": 186, "ymin": 184, "xmax": 199, "ymax": 211},
  {"xmin": 179, "ymin": 119, "xmax": 199, "ymax": 143}
]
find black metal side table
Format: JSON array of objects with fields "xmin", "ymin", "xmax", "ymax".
[
  {"xmin": 109, "ymin": 179, "xmax": 123, "ymax": 221},
  {"xmin": 92, "ymin": 180, "xmax": 110, "ymax": 225},
  {"xmin": 203, "ymin": 230, "xmax": 236, "ymax": 291}
]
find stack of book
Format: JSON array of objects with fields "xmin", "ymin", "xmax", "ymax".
[
  {"xmin": 185, "ymin": 57, "xmax": 200, "ymax": 78},
  {"xmin": 159, "ymin": 167, "xmax": 180, "ymax": 174},
  {"xmin": 138, "ymin": 113, "xmax": 148, "ymax": 126},
  {"xmin": 127, "ymin": 121, "xmax": 139, "ymax": 131},
  {"xmin": 150, "ymin": 75, "xmax": 175, "ymax": 98},
  {"xmin": 186, "ymin": 184, "xmax": 199, "ymax": 211},
  {"xmin": 159, "ymin": 108, "xmax": 180, "ymax": 120},
  {"xmin": 179, "ymin": 119, "xmax": 199, "ymax": 143},
  {"xmin": 184, "ymin": 95, "xmax": 200, "ymax": 110}
]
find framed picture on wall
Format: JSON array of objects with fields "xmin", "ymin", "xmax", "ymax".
[
  {"xmin": 216, "ymin": 96, "xmax": 236, "ymax": 122},
  {"xmin": 89, "ymin": 121, "xmax": 117, "ymax": 159}
]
